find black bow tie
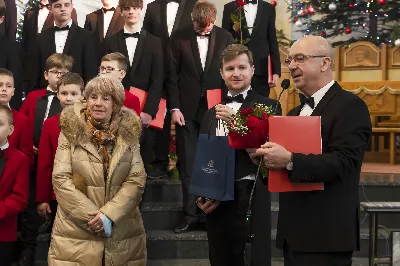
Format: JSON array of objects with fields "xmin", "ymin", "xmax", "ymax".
[
  {"xmin": 103, "ymin": 7, "xmax": 116, "ymax": 13},
  {"xmin": 46, "ymin": 90, "xmax": 57, "ymax": 97},
  {"xmin": 299, "ymin": 94, "xmax": 315, "ymax": 109},
  {"xmin": 124, "ymin": 32, "xmax": 140, "ymax": 38},
  {"xmin": 223, "ymin": 94, "xmax": 244, "ymax": 104},
  {"xmin": 39, "ymin": 2, "xmax": 49, "ymax": 9},
  {"xmin": 54, "ymin": 25, "xmax": 70, "ymax": 31},
  {"xmin": 245, "ymin": 0, "xmax": 257, "ymax": 4},
  {"xmin": 167, "ymin": 0, "xmax": 180, "ymax": 3},
  {"xmin": 196, "ymin": 32, "xmax": 210, "ymax": 38}
]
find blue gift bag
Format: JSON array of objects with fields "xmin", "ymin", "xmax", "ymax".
[{"xmin": 189, "ymin": 134, "xmax": 235, "ymax": 201}]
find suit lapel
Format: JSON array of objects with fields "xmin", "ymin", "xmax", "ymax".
[
  {"xmin": 97, "ymin": 10, "xmax": 105, "ymax": 41},
  {"xmin": 160, "ymin": 0, "xmax": 169, "ymax": 40},
  {"xmin": 63, "ymin": 23, "xmax": 78, "ymax": 54},
  {"xmin": 204, "ymin": 27, "xmax": 215, "ymax": 75},
  {"xmin": 250, "ymin": 1, "xmax": 263, "ymax": 40},
  {"xmin": 33, "ymin": 97, "xmax": 49, "ymax": 146},
  {"xmin": 43, "ymin": 12, "xmax": 54, "ymax": 32},
  {"xmin": 310, "ymin": 82, "xmax": 340, "ymax": 116},
  {"xmin": 106, "ymin": 7, "xmax": 122, "ymax": 38},
  {"xmin": 130, "ymin": 30, "xmax": 146, "ymax": 73},
  {"xmin": 117, "ymin": 31, "xmax": 130, "ymax": 66},
  {"xmin": 239, "ymin": 90, "xmax": 257, "ymax": 110},
  {"xmin": 190, "ymin": 29, "xmax": 203, "ymax": 76},
  {"xmin": 172, "ymin": 0, "xmax": 186, "ymax": 33}
]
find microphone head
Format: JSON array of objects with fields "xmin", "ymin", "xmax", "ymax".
[{"xmin": 281, "ymin": 79, "xmax": 290, "ymax": 90}]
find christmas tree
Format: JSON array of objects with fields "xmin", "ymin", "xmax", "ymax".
[
  {"xmin": 16, "ymin": 0, "xmax": 41, "ymax": 41},
  {"xmin": 287, "ymin": 0, "xmax": 400, "ymax": 47}
]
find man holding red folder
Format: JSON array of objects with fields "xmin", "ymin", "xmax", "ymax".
[{"xmin": 253, "ymin": 36, "xmax": 372, "ymax": 266}]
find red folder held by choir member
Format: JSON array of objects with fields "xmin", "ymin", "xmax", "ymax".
[
  {"xmin": 268, "ymin": 54, "xmax": 273, "ymax": 84},
  {"xmin": 207, "ymin": 89, "xmax": 222, "ymax": 109},
  {"xmin": 268, "ymin": 116, "xmax": 324, "ymax": 192},
  {"xmin": 129, "ymin": 87, "xmax": 166, "ymax": 130}
]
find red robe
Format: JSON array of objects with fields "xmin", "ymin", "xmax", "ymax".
[
  {"xmin": 19, "ymin": 88, "xmax": 46, "ymax": 117},
  {"xmin": 124, "ymin": 90, "xmax": 141, "ymax": 115},
  {"xmin": 0, "ymin": 147, "xmax": 30, "ymax": 242},
  {"xmin": 9, "ymin": 109, "xmax": 35, "ymax": 165},
  {"xmin": 36, "ymin": 114, "xmax": 60, "ymax": 203}
]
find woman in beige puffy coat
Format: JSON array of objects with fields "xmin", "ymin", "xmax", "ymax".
[{"xmin": 48, "ymin": 76, "xmax": 146, "ymax": 266}]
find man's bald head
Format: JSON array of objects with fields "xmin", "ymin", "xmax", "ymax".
[{"xmin": 292, "ymin": 36, "xmax": 334, "ymax": 68}]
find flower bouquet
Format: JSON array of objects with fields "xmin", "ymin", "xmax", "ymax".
[{"xmin": 224, "ymin": 104, "xmax": 274, "ymax": 177}]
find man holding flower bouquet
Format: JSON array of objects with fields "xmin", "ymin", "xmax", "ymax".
[{"xmin": 197, "ymin": 44, "xmax": 281, "ymax": 266}]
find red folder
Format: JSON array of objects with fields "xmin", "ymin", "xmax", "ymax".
[
  {"xmin": 268, "ymin": 54, "xmax": 272, "ymax": 84},
  {"xmin": 268, "ymin": 116, "xmax": 324, "ymax": 192},
  {"xmin": 207, "ymin": 89, "xmax": 222, "ymax": 109},
  {"xmin": 129, "ymin": 87, "xmax": 166, "ymax": 130}
]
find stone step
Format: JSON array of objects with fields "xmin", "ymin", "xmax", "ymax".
[{"xmin": 141, "ymin": 202, "xmax": 400, "ymax": 230}]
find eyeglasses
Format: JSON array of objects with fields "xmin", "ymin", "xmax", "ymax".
[
  {"xmin": 285, "ymin": 53, "xmax": 328, "ymax": 67},
  {"xmin": 98, "ymin": 66, "xmax": 123, "ymax": 73},
  {"xmin": 48, "ymin": 70, "xmax": 68, "ymax": 76}
]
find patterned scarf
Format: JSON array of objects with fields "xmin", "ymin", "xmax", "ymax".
[{"xmin": 82, "ymin": 109, "xmax": 119, "ymax": 176}]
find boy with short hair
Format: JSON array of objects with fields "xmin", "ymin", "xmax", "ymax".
[
  {"xmin": 99, "ymin": 52, "xmax": 140, "ymax": 115},
  {"xmin": 0, "ymin": 104, "xmax": 30, "ymax": 266},
  {"xmin": 36, "ymin": 72, "xmax": 83, "ymax": 229}
]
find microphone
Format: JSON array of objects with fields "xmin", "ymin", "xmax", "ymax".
[{"xmin": 272, "ymin": 79, "xmax": 290, "ymax": 115}]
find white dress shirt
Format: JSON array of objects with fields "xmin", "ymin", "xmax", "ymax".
[
  {"xmin": 299, "ymin": 80, "xmax": 335, "ymax": 116},
  {"xmin": 37, "ymin": 7, "xmax": 50, "ymax": 33},
  {"xmin": 43, "ymin": 87, "xmax": 56, "ymax": 122},
  {"xmin": 0, "ymin": 141, "xmax": 9, "ymax": 150},
  {"xmin": 244, "ymin": 3, "xmax": 257, "ymax": 35},
  {"xmin": 124, "ymin": 27, "xmax": 140, "ymax": 66},
  {"xmin": 103, "ymin": 8, "xmax": 116, "ymax": 37},
  {"xmin": 197, "ymin": 36, "xmax": 209, "ymax": 70},
  {"xmin": 216, "ymin": 87, "xmax": 255, "ymax": 181},
  {"xmin": 54, "ymin": 19, "xmax": 73, "ymax": 53},
  {"xmin": 166, "ymin": 2, "xmax": 179, "ymax": 36}
]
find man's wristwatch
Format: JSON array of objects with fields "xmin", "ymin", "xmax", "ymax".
[{"xmin": 286, "ymin": 153, "xmax": 293, "ymax": 171}]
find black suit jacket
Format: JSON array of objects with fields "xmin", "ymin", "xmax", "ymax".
[
  {"xmin": 167, "ymin": 25, "xmax": 233, "ymax": 120},
  {"xmin": 27, "ymin": 23, "xmax": 98, "ymax": 91},
  {"xmin": 277, "ymin": 82, "xmax": 372, "ymax": 252},
  {"xmin": 102, "ymin": 29, "xmax": 163, "ymax": 116},
  {"xmin": 21, "ymin": 8, "xmax": 78, "ymax": 89},
  {"xmin": 84, "ymin": 7, "xmax": 124, "ymax": 44},
  {"xmin": 0, "ymin": 0, "xmax": 16, "ymax": 40},
  {"xmin": 222, "ymin": 1, "xmax": 280, "ymax": 77},
  {"xmin": 0, "ymin": 36, "xmax": 22, "ymax": 109}
]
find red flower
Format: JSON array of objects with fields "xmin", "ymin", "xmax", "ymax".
[
  {"xmin": 261, "ymin": 113, "xmax": 270, "ymax": 120},
  {"xmin": 240, "ymin": 108, "xmax": 253, "ymax": 116},
  {"xmin": 246, "ymin": 116, "xmax": 261, "ymax": 130},
  {"xmin": 236, "ymin": 0, "xmax": 245, "ymax": 7}
]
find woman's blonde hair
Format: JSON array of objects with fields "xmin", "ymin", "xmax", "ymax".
[{"xmin": 84, "ymin": 76, "xmax": 126, "ymax": 115}]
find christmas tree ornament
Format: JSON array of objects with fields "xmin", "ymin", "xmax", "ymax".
[
  {"xmin": 320, "ymin": 30, "xmax": 327, "ymax": 37},
  {"xmin": 295, "ymin": 20, "xmax": 303, "ymax": 27},
  {"xmin": 378, "ymin": 0, "xmax": 385, "ymax": 5},
  {"xmin": 271, "ymin": 1, "xmax": 277, "ymax": 6},
  {"xmin": 395, "ymin": 39, "xmax": 400, "ymax": 47},
  {"xmin": 345, "ymin": 27, "xmax": 352, "ymax": 34},
  {"xmin": 349, "ymin": 3, "xmax": 355, "ymax": 8},
  {"xmin": 293, "ymin": 18, "xmax": 299, "ymax": 23},
  {"xmin": 307, "ymin": 6, "xmax": 315, "ymax": 14},
  {"xmin": 328, "ymin": 2, "xmax": 337, "ymax": 11}
]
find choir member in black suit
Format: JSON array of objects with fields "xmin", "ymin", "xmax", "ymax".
[
  {"xmin": 102, "ymin": 0, "xmax": 163, "ymax": 171},
  {"xmin": 0, "ymin": 0, "xmax": 16, "ymax": 40},
  {"xmin": 26, "ymin": 0, "xmax": 98, "ymax": 92},
  {"xmin": 21, "ymin": 0, "xmax": 77, "ymax": 90},
  {"xmin": 167, "ymin": 1, "xmax": 233, "ymax": 233},
  {"xmin": 84, "ymin": 0, "xmax": 124, "ymax": 46},
  {"xmin": 198, "ymin": 44, "xmax": 280, "ymax": 266},
  {"xmin": 222, "ymin": 0, "xmax": 281, "ymax": 97},
  {"xmin": 253, "ymin": 36, "xmax": 372, "ymax": 266},
  {"xmin": 142, "ymin": 0, "xmax": 196, "ymax": 179},
  {"xmin": 0, "ymin": 0, "xmax": 22, "ymax": 109}
]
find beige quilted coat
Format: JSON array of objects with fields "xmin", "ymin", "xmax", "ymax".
[{"xmin": 48, "ymin": 101, "xmax": 147, "ymax": 266}]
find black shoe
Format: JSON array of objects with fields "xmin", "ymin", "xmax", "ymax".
[
  {"xmin": 18, "ymin": 249, "xmax": 35, "ymax": 266},
  {"xmin": 147, "ymin": 168, "xmax": 168, "ymax": 179},
  {"xmin": 174, "ymin": 220, "xmax": 197, "ymax": 233}
]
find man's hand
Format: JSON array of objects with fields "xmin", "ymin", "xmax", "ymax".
[
  {"xmin": 246, "ymin": 148, "xmax": 260, "ymax": 165},
  {"xmin": 197, "ymin": 197, "xmax": 220, "ymax": 214},
  {"xmin": 256, "ymin": 142, "xmax": 292, "ymax": 169},
  {"xmin": 88, "ymin": 211, "xmax": 104, "ymax": 233},
  {"xmin": 269, "ymin": 74, "xmax": 279, "ymax": 88},
  {"xmin": 215, "ymin": 104, "xmax": 235, "ymax": 123},
  {"xmin": 172, "ymin": 110, "xmax": 185, "ymax": 126},
  {"xmin": 140, "ymin": 112, "xmax": 152, "ymax": 128},
  {"xmin": 37, "ymin": 203, "xmax": 51, "ymax": 220}
]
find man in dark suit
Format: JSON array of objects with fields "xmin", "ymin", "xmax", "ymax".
[
  {"xmin": 102, "ymin": 0, "xmax": 163, "ymax": 170},
  {"xmin": 26, "ymin": 0, "xmax": 98, "ymax": 92},
  {"xmin": 0, "ymin": 0, "xmax": 22, "ymax": 109},
  {"xmin": 222, "ymin": 0, "xmax": 280, "ymax": 98},
  {"xmin": 167, "ymin": 0, "xmax": 233, "ymax": 233},
  {"xmin": 254, "ymin": 36, "xmax": 372, "ymax": 265},
  {"xmin": 0, "ymin": 0, "xmax": 16, "ymax": 40},
  {"xmin": 84, "ymin": 0, "xmax": 124, "ymax": 46},
  {"xmin": 198, "ymin": 44, "xmax": 280, "ymax": 266},
  {"xmin": 143, "ymin": 0, "xmax": 196, "ymax": 180},
  {"xmin": 20, "ymin": 0, "xmax": 77, "ymax": 90}
]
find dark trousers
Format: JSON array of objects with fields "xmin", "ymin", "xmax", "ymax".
[
  {"xmin": 150, "ymin": 114, "xmax": 171, "ymax": 172},
  {"xmin": 140, "ymin": 126, "xmax": 158, "ymax": 171},
  {"xmin": 251, "ymin": 75, "xmax": 270, "ymax": 98},
  {"xmin": 0, "ymin": 242, "xmax": 14, "ymax": 266},
  {"xmin": 283, "ymin": 242, "xmax": 353, "ymax": 266},
  {"xmin": 206, "ymin": 180, "xmax": 254, "ymax": 266}
]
